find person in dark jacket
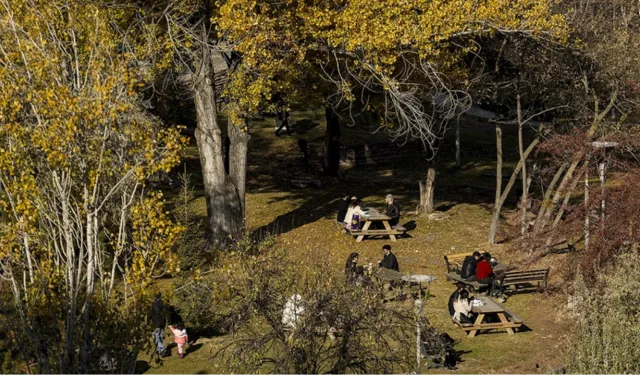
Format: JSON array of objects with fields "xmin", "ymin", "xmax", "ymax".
[
  {"xmin": 385, "ymin": 194, "xmax": 400, "ymax": 226},
  {"xmin": 151, "ymin": 293, "xmax": 169, "ymax": 356},
  {"xmin": 275, "ymin": 110, "xmax": 291, "ymax": 136},
  {"xmin": 378, "ymin": 244, "xmax": 399, "ymax": 272},
  {"xmin": 337, "ymin": 195, "xmax": 350, "ymax": 223},
  {"xmin": 460, "ymin": 251, "xmax": 481, "ymax": 279}
]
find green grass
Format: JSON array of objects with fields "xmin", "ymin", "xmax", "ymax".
[{"xmin": 142, "ymin": 110, "xmax": 571, "ymax": 373}]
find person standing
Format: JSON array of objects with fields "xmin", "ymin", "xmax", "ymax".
[
  {"xmin": 378, "ymin": 244, "xmax": 399, "ymax": 272},
  {"xmin": 151, "ymin": 293, "xmax": 169, "ymax": 357},
  {"xmin": 275, "ymin": 110, "xmax": 291, "ymax": 136},
  {"xmin": 385, "ymin": 194, "xmax": 400, "ymax": 226},
  {"xmin": 168, "ymin": 322, "xmax": 189, "ymax": 359}
]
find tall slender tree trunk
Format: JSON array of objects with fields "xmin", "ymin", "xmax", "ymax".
[
  {"xmin": 324, "ymin": 106, "xmax": 341, "ymax": 176},
  {"xmin": 488, "ymin": 135, "xmax": 540, "ymax": 244},
  {"xmin": 455, "ymin": 117, "xmax": 461, "ymax": 168},
  {"xmin": 228, "ymin": 117, "xmax": 250, "ymax": 218},
  {"xmin": 517, "ymin": 96, "xmax": 529, "ymax": 236},
  {"xmin": 419, "ymin": 164, "xmax": 436, "ymax": 213},
  {"xmin": 192, "ymin": 44, "xmax": 243, "ymax": 248},
  {"xmin": 488, "ymin": 124, "xmax": 503, "ymax": 244},
  {"xmin": 532, "ymin": 163, "xmax": 567, "ymax": 233},
  {"xmin": 534, "ymin": 92, "xmax": 617, "ymax": 234}
]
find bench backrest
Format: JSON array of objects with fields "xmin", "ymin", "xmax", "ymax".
[
  {"xmin": 502, "ymin": 268, "xmax": 549, "ymax": 289},
  {"xmin": 443, "ymin": 252, "xmax": 473, "ymax": 273}
]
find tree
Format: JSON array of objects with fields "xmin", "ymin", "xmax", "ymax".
[
  {"xmin": 217, "ymin": 0, "xmax": 569, "ymax": 215},
  {"xmin": 212, "ymin": 249, "xmax": 430, "ymax": 374},
  {"xmin": 0, "ymin": 1, "xmax": 185, "ymax": 371}
]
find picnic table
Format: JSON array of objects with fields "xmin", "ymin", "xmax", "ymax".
[
  {"xmin": 372, "ymin": 267, "xmax": 436, "ymax": 301},
  {"xmin": 337, "ymin": 207, "xmax": 406, "ymax": 242},
  {"xmin": 454, "ymin": 296, "xmax": 523, "ymax": 338}
]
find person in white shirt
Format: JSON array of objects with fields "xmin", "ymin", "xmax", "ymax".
[
  {"xmin": 344, "ymin": 199, "xmax": 366, "ymax": 228},
  {"xmin": 453, "ymin": 290, "xmax": 476, "ymax": 324}
]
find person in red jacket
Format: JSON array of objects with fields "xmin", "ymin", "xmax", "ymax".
[{"xmin": 469, "ymin": 253, "xmax": 495, "ymax": 295}]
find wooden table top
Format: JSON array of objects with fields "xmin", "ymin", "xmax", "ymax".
[
  {"xmin": 373, "ymin": 267, "xmax": 404, "ymax": 281},
  {"xmin": 472, "ymin": 296, "xmax": 505, "ymax": 314},
  {"xmin": 361, "ymin": 207, "xmax": 390, "ymax": 221}
]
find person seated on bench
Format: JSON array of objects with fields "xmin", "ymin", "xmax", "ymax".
[
  {"xmin": 336, "ymin": 195, "xmax": 350, "ymax": 223},
  {"xmin": 344, "ymin": 198, "xmax": 366, "ymax": 229},
  {"xmin": 469, "ymin": 252, "xmax": 496, "ymax": 295},
  {"xmin": 448, "ymin": 282, "xmax": 467, "ymax": 318},
  {"xmin": 385, "ymin": 194, "xmax": 400, "ymax": 226},
  {"xmin": 453, "ymin": 290, "xmax": 477, "ymax": 324},
  {"xmin": 460, "ymin": 251, "xmax": 481, "ymax": 279},
  {"xmin": 378, "ymin": 244, "xmax": 399, "ymax": 272}
]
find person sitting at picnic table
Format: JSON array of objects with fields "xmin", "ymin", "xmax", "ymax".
[
  {"xmin": 469, "ymin": 252, "xmax": 496, "ymax": 294},
  {"xmin": 453, "ymin": 290, "xmax": 477, "ymax": 324},
  {"xmin": 336, "ymin": 195, "xmax": 350, "ymax": 223},
  {"xmin": 448, "ymin": 282, "xmax": 467, "ymax": 318},
  {"xmin": 378, "ymin": 244, "xmax": 399, "ymax": 272},
  {"xmin": 385, "ymin": 194, "xmax": 400, "ymax": 226},
  {"xmin": 460, "ymin": 251, "xmax": 481, "ymax": 279},
  {"xmin": 344, "ymin": 198, "xmax": 367, "ymax": 229}
]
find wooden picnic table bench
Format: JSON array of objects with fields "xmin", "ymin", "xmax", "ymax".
[
  {"xmin": 443, "ymin": 252, "xmax": 514, "ymax": 292},
  {"xmin": 453, "ymin": 297, "xmax": 523, "ymax": 338},
  {"xmin": 494, "ymin": 268, "xmax": 549, "ymax": 296},
  {"xmin": 336, "ymin": 208, "xmax": 406, "ymax": 242}
]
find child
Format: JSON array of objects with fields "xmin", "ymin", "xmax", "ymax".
[{"xmin": 168, "ymin": 322, "xmax": 188, "ymax": 359}]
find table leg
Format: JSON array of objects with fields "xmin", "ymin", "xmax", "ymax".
[
  {"xmin": 497, "ymin": 312, "xmax": 515, "ymax": 335},
  {"xmin": 382, "ymin": 220, "xmax": 397, "ymax": 241},
  {"xmin": 356, "ymin": 221, "xmax": 372, "ymax": 243},
  {"xmin": 468, "ymin": 313, "xmax": 485, "ymax": 338}
]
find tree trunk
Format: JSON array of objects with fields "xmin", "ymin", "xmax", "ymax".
[
  {"xmin": 192, "ymin": 45, "xmax": 243, "ymax": 249},
  {"xmin": 418, "ymin": 165, "xmax": 436, "ymax": 213},
  {"xmin": 534, "ymin": 92, "xmax": 617, "ymax": 234},
  {"xmin": 455, "ymin": 117, "xmax": 461, "ymax": 168},
  {"xmin": 324, "ymin": 106, "xmax": 341, "ymax": 177},
  {"xmin": 488, "ymin": 136, "xmax": 540, "ymax": 244},
  {"xmin": 532, "ymin": 162, "xmax": 567, "ymax": 233},
  {"xmin": 488, "ymin": 124, "xmax": 503, "ymax": 244},
  {"xmin": 517, "ymin": 96, "xmax": 528, "ymax": 236},
  {"xmin": 228, "ymin": 117, "xmax": 250, "ymax": 219}
]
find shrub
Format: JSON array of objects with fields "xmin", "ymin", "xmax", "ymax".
[{"xmin": 569, "ymin": 246, "xmax": 640, "ymax": 373}]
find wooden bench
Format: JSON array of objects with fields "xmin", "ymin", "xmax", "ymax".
[
  {"xmin": 444, "ymin": 252, "xmax": 486, "ymax": 290},
  {"xmin": 336, "ymin": 220, "xmax": 406, "ymax": 242},
  {"xmin": 453, "ymin": 297, "xmax": 524, "ymax": 337},
  {"xmin": 495, "ymin": 268, "xmax": 549, "ymax": 295},
  {"xmin": 443, "ymin": 252, "xmax": 473, "ymax": 273},
  {"xmin": 444, "ymin": 272, "xmax": 482, "ymax": 291}
]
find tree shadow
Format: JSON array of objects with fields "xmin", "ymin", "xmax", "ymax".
[
  {"xmin": 294, "ymin": 119, "xmax": 320, "ymax": 135},
  {"xmin": 186, "ymin": 343, "xmax": 204, "ymax": 355},
  {"xmin": 135, "ymin": 360, "xmax": 151, "ymax": 373}
]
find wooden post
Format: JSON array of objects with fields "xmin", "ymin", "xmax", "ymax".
[
  {"xmin": 584, "ymin": 158, "xmax": 590, "ymax": 252},
  {"xmin": 598, "ymin": 161, "xmax": 607, "ymax": 223},
  {"xmin": 455, "ymin": 117, "xmax": 460, "ymax": 168},
  {"xmin": 415, "ymin": 295, "xmax": 424, "ymax": 373}
]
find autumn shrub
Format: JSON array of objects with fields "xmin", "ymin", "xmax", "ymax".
[
  {"xmin": 569, "ymin": 247, "xmax": 640, "ymax": 373},
  {"xmin": 211, "ymin": 248, "xmax": 432, "ymax": 374}
]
